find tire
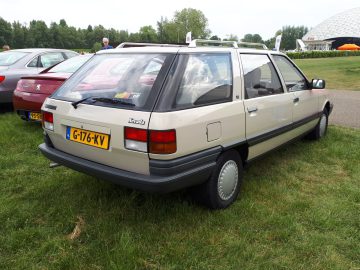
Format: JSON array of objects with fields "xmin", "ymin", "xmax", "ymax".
[
  {"xmin": 191, "ymin": 150, "xmax": 243, "ymax": 209},
  {"xmin": 306, "ymin": 108, "xmax": 329, "ymax": 140}
]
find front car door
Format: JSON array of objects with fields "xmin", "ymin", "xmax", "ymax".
[
  {"xmin": 272, "ymin": 55, "xmax": 319, "ymax": 125},
  {"xmin": 240, "ymin": 53, "xmax": 293, "ymax": 160}
]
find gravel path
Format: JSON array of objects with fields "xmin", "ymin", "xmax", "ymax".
[{"xmin": 328, "ymin": 90, "xmax": 360, "ymax": 129}]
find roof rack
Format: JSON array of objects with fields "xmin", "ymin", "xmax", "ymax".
[
  {"xmin": 188, "ymin": 39, "xmax": 268, "ymax": 50},
  {"xmin": 238, "ymin": 41, "xmax": 268, "ymax": 50},
  {"xmin": 117, "ymin": 42, "xmax": 184, "ymax": 48},
  {"xmin": 188, "ymin": 39, "xmax": 238, "ymax": 48}
]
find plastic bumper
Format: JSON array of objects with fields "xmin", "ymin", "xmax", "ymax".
[{"xmin": 39, "ymin": 143, "xmax": 221, "ymax": 193}]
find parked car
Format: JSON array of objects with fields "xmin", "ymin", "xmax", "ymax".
[
  {"xmin": 13, "ymin": 54, "xmax": 92, "ymax": 121},
  {"xmin": 0, "ymin": 48, "xmax": 78, "ymax": 104},
  {"xmin": 39, "ymin": 40, "xmax": 333, "ymax": 209}
]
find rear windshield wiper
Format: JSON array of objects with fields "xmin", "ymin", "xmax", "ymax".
[
  {"xmin": 71, "ymin": 96, "xmax": 135, "ymax": 109},
  {"xmin": 92, "ymin": 97, "xmax": 135, "ymax": 106},
  {"xmin": 71, "ymin": 96, "xmax": 96, "ymax": 109}
]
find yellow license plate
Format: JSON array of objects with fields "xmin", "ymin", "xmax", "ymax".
[
  {"xmin": 66, "ymin": 127, "xmax": 110, "ymax": 150},
  {"xmin": 29, "ymin": 112, "xmax": 42, "ymax": 121}
]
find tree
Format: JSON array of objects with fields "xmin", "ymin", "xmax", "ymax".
[
  {"xmin": 92, "ymin": 42, "xmax": 102, "ymax": 52},
  {"xmin": 223, "ymin": 34, "xmax": 238, "ymax": 42},
  {"xmin": 172, "ymin": 8, "xmax": 211, "ymax": 41},
  {"xmin": 0, "ymin": 17, "xmax": 12, "ymax": 46},
  {"xmin": 241, "ymin": 33, "xmax": 264, "ymax": 43},
  {"xmin": 157, "ymin": 17, "xmax": 167, "ymax": 43},
  {"xmin": 11, "ymin": 21, "xmax": 26, "ymax": 49},
  {"xmin": 139, "ymin": 26, "xmax": 158, "ymax": 43},
  {"xmin": 210, "ymin": 35, "xmax": 221, "ymax": 40},
  {"xmin": 26, "ymin": 20, "xmax": 51, "ymax": 47},
  {"xmin": 280, "ymin": 25, "xmax": 308, "ymax": 50}
]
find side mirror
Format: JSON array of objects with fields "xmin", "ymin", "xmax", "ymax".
[{"xmin": 312, "ymin": 79, "xmax": 326, "ymax": 89}]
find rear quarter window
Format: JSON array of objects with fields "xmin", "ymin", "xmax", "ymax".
[{"xmin": 172, "ymin": 53, "xmax": 233, "ymax": 109}]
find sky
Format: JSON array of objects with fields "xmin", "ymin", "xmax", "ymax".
[{"xmin": 2, "ymin": 0, "xmax": 359, "ymax": 40}]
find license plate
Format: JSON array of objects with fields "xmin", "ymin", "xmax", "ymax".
[
  {"xmin": 29, "ymin": 112, "xmax": 42, "ymax": 121},
  {"xmin": 66, "ymin": 127, "xmax": 110, "ymax": 150}
]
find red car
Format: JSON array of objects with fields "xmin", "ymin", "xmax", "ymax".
[{"xmin": 13, "ymin": 54, "xmax": 92, "ymax": 121}]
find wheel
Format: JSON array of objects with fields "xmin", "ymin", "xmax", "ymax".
[
  {"xmin": 191, "ymin": 150, "xmax": 243, "ymax": 209},
  {"xmin": 306, "ymin": 108, "xmax": 329, "ymax": 140}
]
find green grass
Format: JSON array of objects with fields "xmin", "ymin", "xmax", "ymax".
[
  {"xmin": 0, "ymin": 112, "xmax": 359, "ymax": 270},
  {"xmin": 295, "ymin": 56, "xmax": 360, "ymax": 90}
]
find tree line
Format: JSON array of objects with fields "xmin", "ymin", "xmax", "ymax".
[{"xmin": 0, "ymin": 8, "xmax": 308, "ymax": 51}]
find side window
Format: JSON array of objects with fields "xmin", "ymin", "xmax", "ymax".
[
  {"xmin": 241, "ymin": 54, "xmax": 283, "ymax": 99},
  {"xmin": 174, "ymin": 54, "xmax": 232, "ymax": 108},
  {"xmin": 39, "ymin": 53, "xmax": 65, "ymax": 68},
  {"xmin": 273, "ymin": 55, "xmax": 309, "ymax": 91},
  {"xmin": 64, "ymin": 52, "xmax": 78, "ymax": 59},
  {"xmin": 27, "ymin": 57, "xmax": 39, "ymax": 67}
]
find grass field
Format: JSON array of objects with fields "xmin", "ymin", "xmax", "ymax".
[
  {"xmin": 0, "ymin": 112, "xmax": 359, "ymax": 269},
  {"xmin": 295, "ymin": 56, "xmax": 360, "ymax": 90}
]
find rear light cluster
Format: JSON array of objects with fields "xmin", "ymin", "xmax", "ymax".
[
  {"xmin": 15, "ymin": 79, "xmax": 25, "ymax": 91},
  {"xmin": 124, "ymin": 127, "xmax": 176, "ymax": 154},
  {"xmin": 0, "ymin": 76, "xmax": 5, "ymax": 83},
  {"xmin": 42, "ymin": 111, "xmax": 54, "ymax": 131}
]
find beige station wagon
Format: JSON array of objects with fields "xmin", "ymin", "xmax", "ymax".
[{"xmin": 39, "ymin": 40, "xmax": 333, "ymax": 209}]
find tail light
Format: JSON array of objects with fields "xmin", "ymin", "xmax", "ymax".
[
  {"xmin": 0, "ymin": 76, "xmax": 5, "ymax": 83},
  {"xmin": 15, "ymin": 79, "xmax": 24, "ymax": 91},
  {"xmin": 124, "ymin": 127, "xmax": 176, "ymax": 154},
  {"xmin": 124, "ymin": 127, "xmax": 148, "ymax": 152},
  {"xmin": 42, "ymin": 111, "xmax": 54, "ymax": 131},
  {"xmin": 149, "ymin": 130, "xmax": 176, "ymax": 154}
]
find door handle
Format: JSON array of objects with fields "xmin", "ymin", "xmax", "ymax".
[
  {"xmin": 293, "ymin": 97, "xmax": 300, "ymax": 103},
  {"xmin": 247, "ymin": 106, "xmax": 258, "ymax": 113}
]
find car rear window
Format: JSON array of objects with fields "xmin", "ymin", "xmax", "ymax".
[
  {"xmin": 49, "ymin": 55, "xmax": 92, "ymax": 73},
  {"xmin": 0, "ymin": 51, "xmax": 29, "ymax": 66},
  {"xmin": 52, "ymin": 53, "xmax": 172, "ymax": 111}
]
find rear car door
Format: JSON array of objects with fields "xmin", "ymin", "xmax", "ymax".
[{"xmin": 240, "ymin": 53, "xmax": 293, "ymax": 160}]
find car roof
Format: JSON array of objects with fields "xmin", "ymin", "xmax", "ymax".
[{"xmin": 9, "ymin": 48, "xmax": 76, "ymax": 53}]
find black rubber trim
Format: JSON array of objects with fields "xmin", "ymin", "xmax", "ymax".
[
  {"xmin": 150, "ymin": 146, "xmax": 221, "ymax": 175},
  {"xmin": 45, "ymin": 104, "xmax": 57, "ymax": 110},
  {"xmin": 245, "ymin": 128, "xmax": 312, "ymax": 165},
  {"xmin": 247, "ymin": 112, "xmax": 321, "ymax": 146},
  {"xmin": 39, "ymin": 143, "xmax": 216, "ymax": 193}
]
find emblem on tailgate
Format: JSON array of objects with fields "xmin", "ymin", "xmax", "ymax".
[
  {"xmin": 128, "ymin": 118, "xmax": 145, "ymax": 125},
  {"xmin": 36, "ymin": 84, "xmax": 41, "ymax": 91}
]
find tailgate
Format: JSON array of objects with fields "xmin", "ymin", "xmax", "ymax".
[{"xmin": 43, "ymin": 99, "xmax": 151, "ymax": 175}]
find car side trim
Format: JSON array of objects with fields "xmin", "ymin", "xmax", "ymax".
[
  {"xmin": 247, "ymin": 112, "xmax": 321, "ymax": 146},
  {"xmin": 150, "ymin": 146, "xmax": 222, "ymax": 175}
]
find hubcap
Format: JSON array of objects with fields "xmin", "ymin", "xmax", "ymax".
[
  {"xmin": 319, "ymin": 113, "xmax": 327, "ymax": 137},
  {"xmin": 217, "ymin": 160, "xmax": 238, "ymax": 201}
]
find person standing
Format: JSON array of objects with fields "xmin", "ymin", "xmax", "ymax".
[{"xmin": 101, "ymin": 38, "xmax": 113, "ymax": 50}]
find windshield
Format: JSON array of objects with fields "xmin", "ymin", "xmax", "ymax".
[
  {"xmin": 0, "ymin": 51, "xmax": 29, "ymax": 66},
  {"xmin": 52, "ymin": 53, "xmax": 171, "ymax": 110},
  {"xmin": 49, "ymin": 54, "xmax": 92, "ymax": 73}
]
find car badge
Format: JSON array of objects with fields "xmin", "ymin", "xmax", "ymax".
[
  {"xmin": 128, "ymin": 118, "xmax": 145, "ymax": 125},
  {"xmin": 36, "ymin": 84, "xmax": 41, "ymax": 91}
]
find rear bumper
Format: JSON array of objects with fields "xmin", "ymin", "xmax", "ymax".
[
  {"xmin": 39, "ymin": 143, "xmax": 221, "ymax": 193},
  {"xmin": 13, "ymin": 90, "xmax": 48, "ymax": 112}
]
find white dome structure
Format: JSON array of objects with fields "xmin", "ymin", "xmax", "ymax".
[{"xmin": 302, "ymin": 7, "xmax": 360, "ymax": 50}]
